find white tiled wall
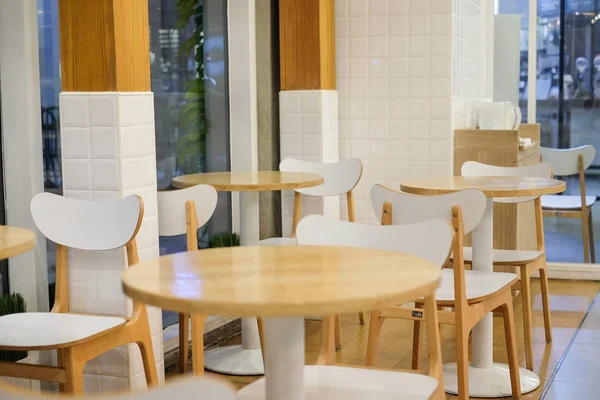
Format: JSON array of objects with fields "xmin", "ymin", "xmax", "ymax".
[
  {"xmin": 336, "ymin": 0, "xmax": 489, "ymax": 223},
  {"xmin": 451, "ymin": 0, "xmax": 490, "ymax": 130},
  {"xmin": 59, "ymin": 92, "xmax": 164, "ymax": 393},
  {"xmin": 279, "ymin": 90, "xmax": 340, "ymax": 235}
]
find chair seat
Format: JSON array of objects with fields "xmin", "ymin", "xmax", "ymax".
[
  {"xmin": 463, "ymin": 247, "xmax": 544, "ymax": 265},
  {"xmin": 259, "ymin": 237, "xmax": 298, "ymax": 246},
  {"xmin": 237, "ymin": 365, "xmax": 438, "ymax": 400},
  {"xmin": 435, "ymin": 269, "xmax": 517, "ymax": 303},
  {"xmin": 541, "ymin": 194, "xmax": 596, "ymax": 210},
  {"xmin": 0, "ymin": 313, "xmax": 126, "ymax": 349}
]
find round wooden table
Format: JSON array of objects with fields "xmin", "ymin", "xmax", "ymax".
[
  {"xmin": 401, "ymin": 176, "xmax": 566, "ymax": 398},
  {"xmin": 172, "ymin": 171, "xmax": 324, "ymax": 376},
  {"xmin": 122, "ymin": 245, "xmax": 441, "ymax": 399},
  {"xmin": 0, "ymin": 226, "xmax": 36, "ymax": 260}
]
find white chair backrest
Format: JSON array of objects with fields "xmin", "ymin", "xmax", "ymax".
[
  {"xmin": 157, "ymin": 185, "xmax": 218, "ymax": 236},
  {"xmin": 461, "ymin": 161, "xmax": 553, "ymax": 203},
  {"xmin": 540, "ymin": 145, "xmax": 596, "ymax": 176},
  {"xmin": 370, "ymin": 185, "xmax": 486, "ymax": 235},
  {"xmin": 30, "ymin": 193, "xmax": 141, "ymax": 251},
  {"xmin": 280, "ymin": 158, "xmax": 363, "ymax": 197},
  {"xmin": 0, "ymin": 377, "xmax": 237, "ymax": 400},
  {"xmin": 296, "ymin": 215, "xmax": 453, "ymax": 268}
]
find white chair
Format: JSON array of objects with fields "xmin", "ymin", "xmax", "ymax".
[
  {"xmin": 0, "ymin": 193, "xmax": 158, "ymax": 393},
  {"xmin": 248, "ymin": 214, "xmax": 452, "ymax": 400},
  {"xmin": 368, "ymin": 185, "xmax": 521, "ymax": 400},
  {"xmin": 158, "ymin": 185, "xmax": 218, "ymax": 375},
  {"xmin": 540, "ymin": 145, "xmax": 596, "ymax": 263},
  {"xmin": 0, "ymin": 377, "xmax": 237, "ymax": 400},
  {"xmin": 462, "ymin": 161, "xmax": 554, "ymax": 371},
  {"xmin": 260, "ymin": 157, "xmax": 364, "ymax": 350}
]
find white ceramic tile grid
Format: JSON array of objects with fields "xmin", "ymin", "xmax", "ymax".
[
  {"xmin": 450, "ymin": 0, "xmax": 489, "ymax": 132},
  {"xmin": 336, "ymin": 0, "xmax": 489, "ymax": 223},
  {"xmin": 279, "ymin": 90, "xmax": 340, "ymax": 234},
  {"xmin": 59, "ymin": 92, "xmax": 164, "ymax": 392}
]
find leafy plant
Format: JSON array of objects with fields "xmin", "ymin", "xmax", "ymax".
[
  {"xmin": 175, "ymin": 0, "xmax": 207, "ymax": 172},
  {"xmin": 0, "ymin": 293, "xmax": 27, "ymax": 362},
  {"xmin": 208, "ymin": 232, "xmax": 241, "ymax": 248}
]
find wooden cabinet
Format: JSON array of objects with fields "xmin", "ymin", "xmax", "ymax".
[{"xmin": 454, "ymin": 124, "xmax": 541, "ymax": 250}]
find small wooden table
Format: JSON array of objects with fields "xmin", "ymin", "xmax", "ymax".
[
  {"xmin": 172, "ymin": 171, "xmax": 324, "ymax": 376},
  {"xmin": 0, "ymin": 226, "xmax": 36, "ymax": 260},
  {"xmin": 401, "ymin": 176, "xmax": 566, "ymax": 398},
  {"xmin": 122, "ymin": 245, "xmax": 441, "ymax": 399}
]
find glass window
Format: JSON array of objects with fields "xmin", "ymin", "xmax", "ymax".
[
  {"xmin": 497, "ymin": 0, "xmax": 600, "ymax": 263},
  {"xmin": 149, "ymin": 0, "xmax": 231, "ymax": 328},
  {"xmin": 37, "ymin": 0, "xmax": 62, "ymax": 307}
]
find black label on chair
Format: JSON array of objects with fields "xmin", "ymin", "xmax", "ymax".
[{"xmin": 412, "ymin": 311, "xmax": 423, "ymax": 318}]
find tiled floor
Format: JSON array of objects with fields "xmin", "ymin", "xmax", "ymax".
[
  {"xmin": 167, "ymin": 279, "xmax": 600, "ymax": 399},
  {"xmin": 543, "ymin": 295, "xmax": 600, "ymax": 400}
]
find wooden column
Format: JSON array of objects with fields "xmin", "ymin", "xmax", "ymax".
[
  {"xmin": 279, "ymin": 0, "xmax": 335, "ymax": 90},
  {"xmin": 57, "ymin": 0, "xmax": 163, "ymax": 392},
  {"xmin": 277, "ymin": 0, "xmax": 339, "ymax": 235},
  {"xmin": 58, "ymin": 0, "xmax": 150, "ymax": 92}
]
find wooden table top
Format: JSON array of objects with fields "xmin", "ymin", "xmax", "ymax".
[
  {"xmin": 122, "ymin": 246, "xmax": 441, "ymax": 317},
  {"xmin": 400, "ymin": 176, "xmax": 566, "ymax": 198},
  {"xmin": 172, "ymin": 171, "xmax": 324, "ymax": 192},
  {"xmin": 0, "ymin": 226, "xmax": 36, "ymax": 260}
]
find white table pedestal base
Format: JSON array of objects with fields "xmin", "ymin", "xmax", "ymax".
[
  {"xmin": 204, "ymin": 316, "xmax": 264, "ymax": 375},
  {"xmin": 204, "ymin": 345, "xmax": 264, "ymax": 375},
  {"xmin": 204, "ymin": 191, "xmax": 266, "ymax": 376},
  {"xmin": 443, "ymin": 362, "xmax": 541, "ymax": 397}
]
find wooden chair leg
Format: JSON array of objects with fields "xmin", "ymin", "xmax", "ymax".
[
  {"xmin": 191, "ymin": 314, "xmax": 206, "ymax": 376},
  {"xmin": 589, "ymin": 210, "xmax": 596, "ymax": 263},
  {"xmin": 316, "ymin": 316, "xmax": 336, "ymax": 366},
  {"xmin": 520, "ymin": 265, "xmax": 534, "ymax": 371},
  {"xmin": 358, "ymin": 311, "xmax": 365, "ymax": 325},
  {"xmin": 178, "ymin": 313, "xmax": 189, "ymax": 373},
  {"xmin": 500, "ymin": 298, "xmax": 522, "ymax": 400},
  {"xmin": 136, "ymin": 330, "xmax": 159, "ymax": 387},
  {"xmin": 62, "ymin": 348, "xmax": 84, "ymax": 394},
  {"xmin": 57, "ymin": 349, "xmax": 66, "ymax": 393},
  {"xmin": 539, "ymin": 266, "xmax": 553, "ymax": 343},
  {"xmin": 582, "ymin": 209, "xmax": 591, "ymax": 263},
  {"xmin": 257, "ymin": 317, "xmax": 266, "ymax": 363},
  {"xmin": 334, "ymin": 314, "xmax": 342, "ymax": 351},
  {"xmin": 412, "ymin": 302, "xmax": 423, "ymax": 370},
  {"xmin": 365, "ymin": 310, "xmax": 384, "ymax": 366},
  {"xmin": 455, "ymin": 324, "xmax": 470, "ymax": 400}
]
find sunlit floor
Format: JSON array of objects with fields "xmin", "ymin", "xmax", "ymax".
[{"xmin": 168, "ymin": 279, "xmax": 600, "ymax": 400}]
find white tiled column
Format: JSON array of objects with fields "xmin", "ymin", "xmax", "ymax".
[
  {"xmin": 279, "ymin": 90, "xmax": 340, "ymax": 234},
  {"xmin": 59, "ymin": 92, "xmax": 164, "ymax": 393},
  {"xmin": 336, "ymin": 0, "xmax": 489, "ymax": 224}
]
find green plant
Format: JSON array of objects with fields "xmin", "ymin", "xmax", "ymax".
[
  {"xmin": 0, "ymin": 293, "xmax": 27, "ymax": 362},
  {"xmin": 175, "ymin": 0, "xmax": 207, "ymax": 172},
  {"xmin": 208, "ymin": 232, "xmax": 241, "ymax": 248}
]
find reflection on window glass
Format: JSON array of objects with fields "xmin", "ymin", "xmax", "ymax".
[
  {"xmin": 37, "ymin": 0, "xmax": 62, "ymax": 308},
  {"xmin": 150, "ymin": 0, "xmax": 231, "ymax": 327},
  {"xmin": 497, "ymin": 0, "xmax": 600, "ymax": 263}
]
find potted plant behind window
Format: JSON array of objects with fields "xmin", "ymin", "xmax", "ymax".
[
  {"xmin": 175, "ymin": 0, "xmax": 208, "ymax": 175},
  {"xmin": 0, "ymin": 293, "xmax": 27, "ymax": 362},
  {"xmin": 208, "ymin": 232, "xmax": 240, "ymax": 249}
]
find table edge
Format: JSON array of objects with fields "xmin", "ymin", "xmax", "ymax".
[
  {"xmin": 172, "ymin": 174, "xmax": 324, "ymax": 191},
  {"xmin": 0, "ymin": 235, "xmax": 36, "ymax": 260},
  {"xmin": 400, "ymin": 179, "xmax": 567, "ymax": 197},
  {"xmin": 121, "ymin": 275, "xmax": 441, "ymax": 317}
]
